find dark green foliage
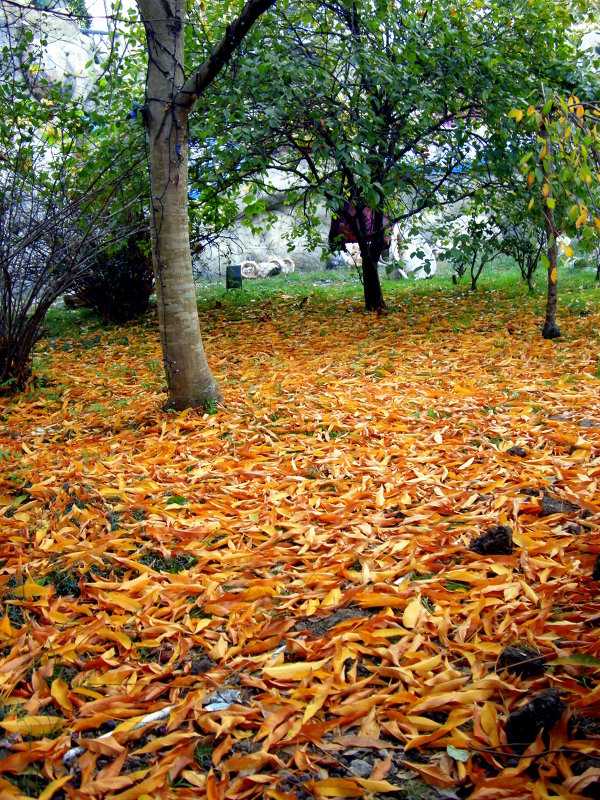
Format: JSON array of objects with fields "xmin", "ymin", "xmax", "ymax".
[
  {"xmin": 139, "ymin": 551, "xmax": 198, "ymax": 574},
  {"xmin": 67, "ymin": 0, "xmax": 92, "ymax": 29},
  {"xmin": 45, "ymin": 569, "xmax": 81, "ymax": 597},
  {"xmin": 72, "ymin": 232, "xmax": 154, "ymax": 323}
]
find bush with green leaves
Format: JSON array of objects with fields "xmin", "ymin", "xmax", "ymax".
[{"xmin": 72, "ymin": 231, "xmax": 154, "ymax": 323}]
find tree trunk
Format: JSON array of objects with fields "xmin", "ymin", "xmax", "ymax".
[
  {"xmin": 149, "ymin": 123, "xmax": 223, "ymax": 408},
  {"xmin": 541, "ymin": 199, "xmax": 560, "ymax": 339},
  {"xmin": 359, "ymin": 234, "xmax": 385, "ymax": 311},
  {"xmin": 541, "ymin": 127, "xmax": 561, "ymax": 340},
  {"xmin": 362, "ymin": 253, "xmax": 385, "ymax": 310},
  {"xmin": 138, "ymin": 0, "xmax": 222, "ymax": 410},
  {"xmin": 470, "ymin": 252, "xmax": 480, "ymax": 292}
]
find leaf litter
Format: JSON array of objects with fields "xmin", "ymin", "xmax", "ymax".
[{"xmin": 0, "ymin": 289, "xmax": 599, "ymax": 799}]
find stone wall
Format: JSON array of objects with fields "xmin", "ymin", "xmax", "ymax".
[{"xmin": 192, "ymin": 172, "xmax": 331, "ymax": 276}]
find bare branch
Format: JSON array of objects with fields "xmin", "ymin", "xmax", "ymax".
[{"xmin": 175, "ymin": 0, "xmax": 276, "ymax": 109}]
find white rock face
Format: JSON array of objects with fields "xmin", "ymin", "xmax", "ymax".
[
  {"xmin": 581, "ymin": 30, "xmax": 600, "ymax": 52},
  {"xmin": 193, "ymin": 172, "xmax": 331, "ymax": 275},
  {"xmin": 389, "ymin": 224, "xmax": 437, "ymax": 279},
  {"xmin": 0, "ymin": 1, "xmax": 101, "ymax": 102}
]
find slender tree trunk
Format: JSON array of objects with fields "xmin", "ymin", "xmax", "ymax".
[
  {"xmin": 541, "ymin": 199, "xmax": 560, "ymax": 339},
  {"xmin": 149, "ymin": 116, "xmax": 223, "ymax": 409},
  {"xmin": 137, "ymin": 0, "xmax": 275, "ymax": 409},
  {"xmin": 540, "ymin": 127, "xmax": 561, "ymax": 340},
  {"xmin": 470, "ymin": 252, "xmax": 480, "ymax": 291},
  {"xmin": 138, "ymin": 0, "xmax": 222, "ymax": 410}
]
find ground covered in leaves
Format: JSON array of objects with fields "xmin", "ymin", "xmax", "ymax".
[{"xmin": 1, "ymin": 285, "xmax": 600, "ymax": 800}]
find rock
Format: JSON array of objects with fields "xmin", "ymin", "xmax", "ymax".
[
  {"xmin": 203, "ymin": 689, "xmax": 244, "ymax": 711},
  {"xmin": 592, "ymin": 555, "xmax": 600, "ymax": 581},
  {"xmin": 506, "ymin": 446, "xmax": 527, "ymax": 457},
  {"xmin": 349, "ymin": 758, "xmax": 372, "ymax": 778},
  {"xmin": 326, "ymin": 253, "xmax": 348, "ymax": 270},
  {"xmin": 0, "ymin": 3, "xmax": 101, "ymax": 103},
  {"xmin": 192, "ymin": 168, "xmax": 331, "ymax": 276},
  {"xmin": 390, "ymin": 226, "xmax": 437, "ymax": 279},
  {"xmin": 389, "ymin": 266, "xmax": 408, "ymax": 280},
  {"xmin": 240, "ymin": 256, "xmax": 295, "ymax": 278},
  {"xmin": 293, "ymin": 606, "xmax": 370, "ymax": 637},
  {"xmin": 565, "ymin": 522, "xmax": 582, "ymax": 535},
  {"xmin": 519, "ymin": 487, "xmax": 542, "ymax": 497},
  {"xmin": 504, "ymin": 688, "xmax": 566, "ymax": 753},
  {"xmin": 579, "ymin": 419, "xmax": 600, "ymax": 429},
  {"xmin": 497, "ymin": 646, "xmax": 546, "ymax": 678},
  {"xmin": 540, "ymin": 493, "xmax": 580, "ymax": 517},
  {"xmin": 469, "ymin": 525, "xmax": 513, "ymax": 555},
  {"xmin": 190, "ymin": 655, "xmax": 214, "ymax": 675}
]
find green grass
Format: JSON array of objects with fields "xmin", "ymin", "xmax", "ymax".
[
  {"xmin": 39, "ymin": 255, "xmax": 599, "ymax": 340},
  {"xmin": 194, "ymin": 256, "xmax": 599, "ymax": 313}
]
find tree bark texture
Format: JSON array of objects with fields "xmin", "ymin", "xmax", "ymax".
[
  {"xmin": 540, "ymin": 127, "xmax": 561, "ymax": 340},
  {"xmin": 361, "ymin": 253, "xmax": 385, "ymax": 311},
  {"xmin": 138, "ymin": 0, "xmax": 222, "ymax": 409},
  {"xmin": 137, "ymin": 0, "xmax": 276, "ymax": 409},
  {"xmin": 542, "ymin": 199, "xmax": 561, "ymax": 340},
  {"xmin": 357, "ymin": 215, "xmax": 385, "ymax": 312}
]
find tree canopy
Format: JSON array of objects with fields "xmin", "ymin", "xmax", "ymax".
[{"xmin": 195, "ymin": 0, "xmax": 587, "ymax": 309}]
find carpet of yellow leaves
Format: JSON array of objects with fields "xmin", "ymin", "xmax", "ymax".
[{"xmin": 0, "ymin": 290, "xmax": 599, "ymax": 800}]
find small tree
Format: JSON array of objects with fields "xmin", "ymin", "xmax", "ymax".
[
  {"xmin": 511, "ymin": 87, "xmax": 600, "ymax": 338},
  {"xmin": 435, "ymin": 208, "xmax": 504, "ymax": 291},
  {"xmin": 503, "ymin": 222, "xmax": 545, "ymax": 293}
]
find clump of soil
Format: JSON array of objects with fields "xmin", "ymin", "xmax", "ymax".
[
  {"xmin": 497, "ymin": 646, "xmax": 546, "ymax": 678},
  {"xmin": 469, "ymin": 525, "xmax": 513, "ymax": 555},
  {"xmin": 506, "ymin": 446, "xmax": 527, "ymax": 457},
  {"xmin": 504, "ymin": 687, "xmax": 566, "ymax": 753},
  {"xmin": 540, "ymin": 493, "xmax": 580, "ymax": 517}
]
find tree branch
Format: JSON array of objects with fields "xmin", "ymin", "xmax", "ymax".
[{"xmin": 175, "ymin": 0, "xmax": 276, "ymax": 109}]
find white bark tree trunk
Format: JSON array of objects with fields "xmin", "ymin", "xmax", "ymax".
[{"xmin": 136, "ymin": 0, "xmax": 276, "ymax": 409}]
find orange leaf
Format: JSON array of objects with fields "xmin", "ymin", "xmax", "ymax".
[
  {"xmin": 403, "ymin": 596, "xmax": 424, "ymax": 629},
  {"xmin": 50, "ymin": 678, "xmax": 73, "ymax": 713},
  {"xmin": 303, "ymin": 677, "xmax": 333, "ymax": 723},
  {"xmin": 0, "ymin": 715, "xmax": 65, "ymax": 736},
  {"xmin": 312, "ymin": 778, "xmax": 364, "ymax": 797},
  {"xmin": 263, "ymin": 657, "xmax": 330, "ymax": 680}
]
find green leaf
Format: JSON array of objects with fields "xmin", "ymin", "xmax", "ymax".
[
  {"xmin": 546, "ymin": 197, "xmax": 556, "ymax": 209},
  {"xmin": 447, "ymin": 746, "xmax": 470, "ymax": 762},
  {"xmin": 542, "ymin": 98, "xmax": 553, "ymax": 115},
  {"xmin": 249, "ymin": 512, "xmax": 260, "ymax": 523},
  {"xmin": 549, "ymin": 654, "xmax": 600, "ymax": 668},
  {"xmin": 444, "ymin": 580, "xmax": 470, "ymax": 592},
  {"xmin": 166, "ymin": 495, "xmax": 187, "ymax": 506}
]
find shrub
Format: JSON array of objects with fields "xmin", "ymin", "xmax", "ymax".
[{"xmin": 72, "ymin": 232, "xmax": 154, "ymax": 323}]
